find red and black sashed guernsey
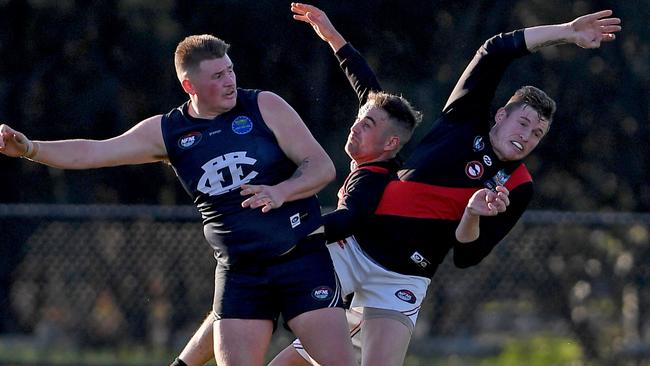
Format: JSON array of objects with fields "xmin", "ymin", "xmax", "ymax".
[{"xmin": 334, "ymin": 29, "xmax": 535, "ymax": 278}]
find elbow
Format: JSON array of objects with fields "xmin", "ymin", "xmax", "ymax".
[{"xmin": 323, "ymin": 159, "xmax": 336, "ymax": 184}]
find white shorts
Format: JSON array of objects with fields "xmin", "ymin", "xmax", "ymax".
[
  {"xmin": 328, "ymin": 236, "xmax": 430, "ymax": 325},
  {"xmin": 292, "ymin": 236, "xmax": 430, "ymax": 363}
]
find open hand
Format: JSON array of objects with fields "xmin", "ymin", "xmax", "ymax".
[
  {"xmin": 570, "ymin": 10, "xmax": 621, "ymax": 48},
  {"xmin": 240, "ymin": 184, "xmax": 285, "ymax": 213}
]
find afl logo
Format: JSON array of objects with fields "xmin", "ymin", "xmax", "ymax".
[
  {"xmin": 395, "ymin": 289, "xmax": 417, "ymax": 304},
  {"xmin": 311, "ymin": 286, "xmax": 334, "ymax": 301},
  {"xmin": 473, "ymin": 136, "xmax": 485, "ymax": 152},
  {"xmin": 465, "ymin": 161, "xmax": 484, "ymax": 179},
  {"xmin": 178, "ymin": 132, "xmax": 202, "ymax": 149},
  {"xmin": 232, "ymin": 116, "xmax": 253, "ymax": 135}
]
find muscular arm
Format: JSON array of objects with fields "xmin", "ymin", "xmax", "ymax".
[
  {"xmin": 244, "ymin": 91, "xmax": 334, "ymax": 208},
  {"xmin": 0, "ymin": 116, "xmax": 167, "ymax": 169}
]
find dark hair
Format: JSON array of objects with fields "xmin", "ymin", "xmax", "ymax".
[
  {"xmin": 366, "ymin": 91, "xmax": 422, "ymax": 146},
  {"xmin": 505, "ymin": 85, "xmax": 557, "ymax": 124},
  {"xmin": 174, "ymin": 34, "xmax": 230, "ymax": 80}
]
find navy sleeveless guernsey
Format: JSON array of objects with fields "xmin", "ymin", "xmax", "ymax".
[{"xmin": 161, "ymin": 89, "xmax": 322, "ymax": 266}]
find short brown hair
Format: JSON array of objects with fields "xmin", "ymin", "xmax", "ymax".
[
  {"xmin": 174, "ymin": 34, "xmax": 230, "ymax": 81},
  {"xmin": 366, "ymin": 91, "xmax": 423, "ymax": 147},
  {"xmin": 505, "ymin": 85, "xmax": 556, "ymax": 124}
]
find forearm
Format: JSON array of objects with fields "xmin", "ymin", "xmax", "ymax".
[
  {"xmin": 524, "ymin": 23, "xmax": 575, "ymax": 52},
  {"xmin": 455, "ymin": 209, "xmax": 481, "ymax": 243},
  {"xmin": 274, "ymin": 156, "xmax": 335, "ymax": 202},
  {"xmin": 26, "ymin": 139, "xmax": 110, "ymax": 169}
]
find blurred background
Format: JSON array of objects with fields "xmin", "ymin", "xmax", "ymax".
[{"xmin": 0, "ymin": 0, "xmax": 648, "ymax": 365}]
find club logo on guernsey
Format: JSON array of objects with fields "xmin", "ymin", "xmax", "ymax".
[
  {"xmin": 465, "ymin": 161, "xmax": 484, "ymax": 179},
  {"xmin": 473, "ymin": 135, "xmax": 485, "ymax": 152},
  {"xmin": 178, "ymin": 132, "xmax": 202, "ymax": 149},
  {"xmin": 395, "ymin": 289, "xmax": 417, "ymax": 304},
  {"xmin": 231, "ymin": 116, "xmax": 253, "ymax": 135},
  {"xmin": 311, "ymin": 286, "xmax": 334, "ymax": 301},
  {"xmin": 197, "ymin": 151, "xmax": 258, "ymax": 196}
]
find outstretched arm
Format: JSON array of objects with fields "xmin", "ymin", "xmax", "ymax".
[
  {"xmin": 525, "ymin": 10, "xmax": 621, "ymax": 52},
  {"xmin": 0, "ymin": 118, "xmax": 167, "ymax": 169},
  {"xmin": 291, "ymin": 3, "xmax": 382, "ymax": 105}
]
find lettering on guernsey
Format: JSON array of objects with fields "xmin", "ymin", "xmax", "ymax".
[{"xmin": 197, "ymin": 151, "xmax": 258, "ymax": 196}]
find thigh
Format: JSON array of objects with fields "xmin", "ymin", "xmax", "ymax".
[
  {"xmin": 213, "ymin": 264, "xmax": 279, "ymax": 321},
  {"xmin": 288, "ymin": 307, "xmax": 356, "ymax": 366},
  {"xmin": 275, "ymin": 240, "xmax": 345, "ymax": 321},
  {"xmin": 360, "ymin": 316, "xmax": 412, "ymax": 366},
  {"xmin": 283, "ymin": 307, "xmax": 364, "ymax": 366},
  {"xmin": 214, "ymin": 318, "xmax": 273, "ymax": 366}
]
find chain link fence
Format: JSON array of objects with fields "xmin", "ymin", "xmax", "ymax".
[{"xmin": 1, "ymin": 205, "xmax": 650, "ymax": 365}]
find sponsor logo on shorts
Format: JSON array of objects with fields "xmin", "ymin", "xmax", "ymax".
[
  {"xmin": 290, "ymin": 213, "xmax": 301, "ymax": 228},
  {"xmin": 178, "ymin": 131, "xmax": 202, "ymax": 149},
  {"xmin": 231, "ymin": 116, "xmax": 253, "ymax": 135},
  {"xmin": 465, "ymin": 161, "xmax": 484, "ymax": 179},
  {"xmin": 311, "ymin": 286, "xmax": 334, "ymax": 301},
  {"xmin": 395, "ymin": 289, "xmax": 417, "ymax": 304},
  {"xmin": 473, "ymin": 135, "xmax": 485, "ymax": 152}
]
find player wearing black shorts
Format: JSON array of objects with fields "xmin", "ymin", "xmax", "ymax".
[{"xmin": 0, "ymin": 34, "xmax": 358, "ymax": 366}]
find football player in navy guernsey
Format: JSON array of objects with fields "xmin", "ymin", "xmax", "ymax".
[
  {"xmin": 266, "ymin": 3, "xmax": 621, "ymax": 366},
  {"xmin": 0, "ymin": 34, "xmax": 359, "ymax": 366}
]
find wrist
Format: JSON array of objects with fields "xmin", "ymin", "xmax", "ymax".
[{"xmin": 22, "ymin": 140, "xmax": 39, "ymax": 159}]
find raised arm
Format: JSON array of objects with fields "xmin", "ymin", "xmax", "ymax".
[
  {"xmin": 291, "ymin": 2, "xmax": 346, "ymax": 53},
  {"xmin": 291, "ymin": 2, "xmax": 382, "ymax": 105},
  {"xmin": 524, "ymin": 10, "xmax": 620, "ymax": 52},
  {"xmin": 443, "ymin": 9, "xmax": 621, "ymax": 116},
  {"xmin": 240, "ymin": 91, "xmax": 335, "ymax": 213},
  {"xmin": 0, "ymin": 117, "xmax": 167, "ymax": 169}
]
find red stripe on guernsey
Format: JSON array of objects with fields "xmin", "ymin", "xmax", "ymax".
[
  {"xmin": 375, "ymin": 181, "xmax": 476, "ymax": 220},
  {"xmin": 375, "ymin": 163, "xmax": 531, "ymax": 220},
  {"xmin": 338, "ymin": 165, "xmax": 391, "ymax": 204},
  {"xmin": 504, "ymin": 164, "xmax": 532, "ymax": 191}
]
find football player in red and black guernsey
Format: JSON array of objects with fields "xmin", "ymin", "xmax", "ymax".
[{"xmin": 265, "ymin": 4, "xmax": 622, "ymax": 366}]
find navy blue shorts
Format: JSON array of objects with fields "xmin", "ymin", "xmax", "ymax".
[{"xmin": 213, "ymin": 234, "xmax": 343, "ymax": 323}]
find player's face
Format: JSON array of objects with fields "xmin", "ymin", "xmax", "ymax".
[
  {"xmin": 345, "ymin": 105, "xmax": 394, "ymax": 164},
  {"xmin": 490, "ymin": 104, "xmax": 549, "ymax": 161},
  {"xmin": 188, "ymin": 55, "xmax": 237, "ymax": 114}
]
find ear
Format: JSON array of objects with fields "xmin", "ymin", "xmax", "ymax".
[
  {"xmin": 494, "ymin": 107, "xmax": 507, "ymax": 124},
  {"xmin": 385, "ymin": 135, "xmax": 400, "ymax": 152},
  {"xmin": 181, "ymin": 79, "xmax": 196, "ymax": 95}
]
